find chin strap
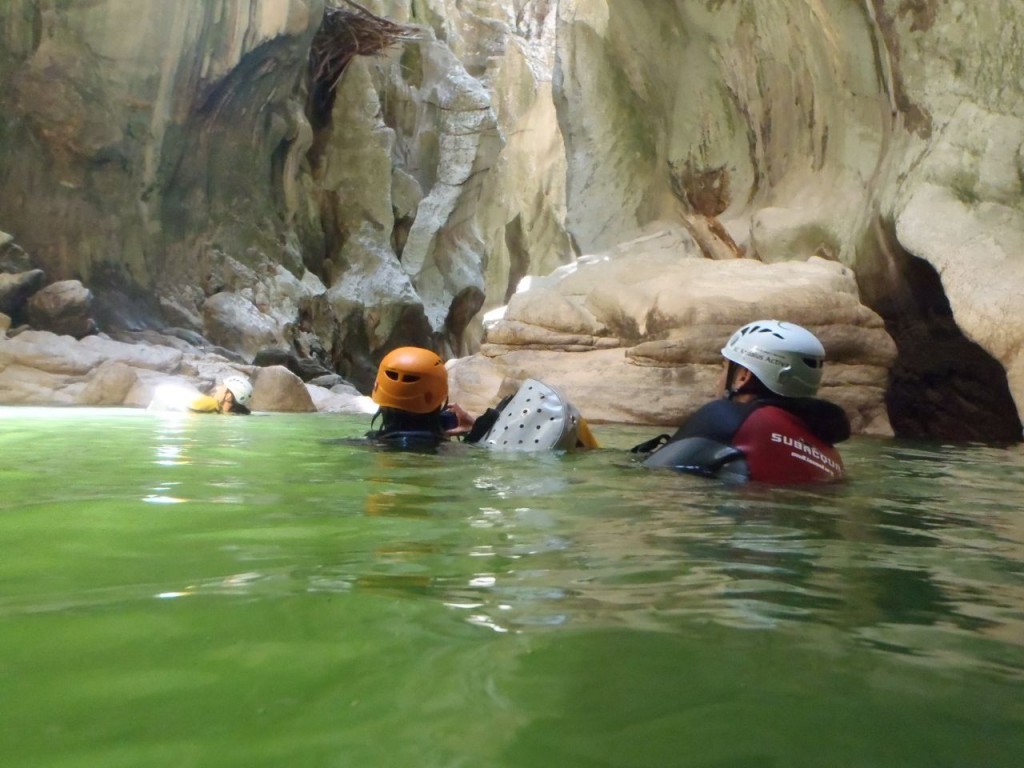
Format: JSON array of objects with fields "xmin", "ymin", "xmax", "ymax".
[{"xmin": 724, "ymin": 361, "xmax": 741, "ymax": 400}]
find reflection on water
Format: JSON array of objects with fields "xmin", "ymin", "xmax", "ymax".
[{"xmin": 1, "ymin": 409, "xmax": 1023, "ymax": 766}]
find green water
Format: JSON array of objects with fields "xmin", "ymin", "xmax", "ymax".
[{"xmin": 1, "ymin": 407, "xmax": 1023, "ymax": 767}]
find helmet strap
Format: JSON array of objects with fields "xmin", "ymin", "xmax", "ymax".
[
  {"xmin": 724, "ymin": 361, "xmax": 742, "ymax": 399},
  {"xmin": 725, "ymin": 363, "xmax": 767, "ymax": 400},
  {"xmin": 374, "ymin": 406, "xmax": 445, "ymax": 437}
]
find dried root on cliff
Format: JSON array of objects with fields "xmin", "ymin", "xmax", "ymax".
[{"xmin": 309, "ymin": 1, "xmax": 420, "ymax": 123}]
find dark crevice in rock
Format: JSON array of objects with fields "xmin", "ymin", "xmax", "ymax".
[
  {"xmin": 379, "ymin": 304, "xmax": 436, "ymax": 358},
  {"xmin": 0, "ymin": 268, "xmax": 45, "ymax": 324},
  {"xmin": 269, "ymin": 135, "xmax": 291, "ymax": 217},
  {"xmin": 867, "ymin": 226, "xmax": 1022, "ymax": 443},
  {"xmin": 328, "ymin": 313, "xmax": 375, "ymax": 392},
  {"xmin": 503, "ymin": 214, "xmax": 529, "ymax": 303},
  {"xmin": 89, "ymin": 264, "xmax": 165, "ymax": 333},
  {"xmin": 253, "ymin": 348, "xmax": 335, "ymax": 381},
  {"xmin": 392, "ymin": 213, "xmax": 413, "ymax": 262},
  {"xmin": 315, "ymin": 189, "xmax": 349, "ymax": 284},
  {"xmin": 445, "ymin": 285, "xmax": 485, "ymax": 357},
  {"xmin": 325, "ymin": 303, "xmax": 435, "ymax": 394}
]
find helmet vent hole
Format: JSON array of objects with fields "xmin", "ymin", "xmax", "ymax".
[
  {"xmin": 401, "ymin": 374, "xmax": 420, "ymax": 382},
  {"xmin": 385, "ymin": 370, "xmax": 400, "ymax": 381},
  {"xmin": 803, "ymin": 358, "xmax": 823, "ymax": 368}
]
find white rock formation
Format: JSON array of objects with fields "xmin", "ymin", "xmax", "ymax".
[{"xmin": 449, "ymin": 228, "xmax": 895, "ymax": 432}]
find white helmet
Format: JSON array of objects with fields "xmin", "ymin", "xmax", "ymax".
[
  {"xmin": 480, "ymin": 379, "xmax": 584, "ymax": 452},
  {"xmin": 222, "ymin": 375, "xmax": 254, "ymax": 407},
  {"xmin": 721, "ymin": 320, "xmax": 825, "ymax": 398}
]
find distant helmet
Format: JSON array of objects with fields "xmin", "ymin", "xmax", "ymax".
[
  {"xmin": 222, "ymin": 375, "xmax": 254, "ymax": 406},
  {"xmin": 480, "ymin": 379, "xmax": 587, "ymax": 452},
  {"xmin": 372, "ymin": 347, "xmax": 448, "ymax": 414},
  {"xmin": 721, "ymin": 320, "xmax": 825, "ymax": 398}
]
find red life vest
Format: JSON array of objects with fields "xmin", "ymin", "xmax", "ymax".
[{"xmin": 732, "ymin": 405, "xmax": 844, "ymax": 483}]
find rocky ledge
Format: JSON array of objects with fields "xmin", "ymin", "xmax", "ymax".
[
  {"xmin": 0, "ymin": 328, "xmax": 375, "ymax": 415},
  {"xmin": 449, "ymin": 228, "xmax": 896, "ymax": 433}
]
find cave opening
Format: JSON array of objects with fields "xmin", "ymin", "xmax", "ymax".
[{"xmin": 868, "ymin": 234, "xmax": 1022, "ymax": 444}]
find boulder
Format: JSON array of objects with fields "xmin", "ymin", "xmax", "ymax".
[
  {"xmin": 250, "ymin": 364, "xmax": 316, "ymax": 413},
  {"xmin": 26, "ymin": 280, "xmax": 96, "ymax": 338},
  {"xmin": 202, "ymin": 291, "xmax": 282, "ymax": 361},
  {"xmin": 80, "ymin": 361, "xmax": 139, "ymax": 406}
]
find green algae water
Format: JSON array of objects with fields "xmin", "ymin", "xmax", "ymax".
[{"xmin": 2, "ymin": 407, "xmax": 1023, "ymax": 767}]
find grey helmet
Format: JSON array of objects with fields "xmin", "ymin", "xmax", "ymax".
[
  {"xmin": 721, "ymin": 320, "xmax": 825, "ymax": 398},
  {"xmin": 480, "ymin": 379, "xmax": 584, "ymax": 452}
]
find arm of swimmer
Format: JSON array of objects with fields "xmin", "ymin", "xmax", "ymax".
[{"xmin": 443, "ymin": 403, "xmax": 477, "ymax": 436}]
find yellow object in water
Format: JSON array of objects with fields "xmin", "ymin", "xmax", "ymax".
[
  {"xmin": 187, "ymin": 394, "xmax": 220, "ymax": 413},
  {"xmin": 577, "ymin": 417, "xmax": 600, "ymax": 449}
]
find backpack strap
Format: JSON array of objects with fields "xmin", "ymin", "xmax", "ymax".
[
  {"xmin": 629, "ymin": 433, "xmax": 671, "ymax": 454},
  {"xmin": 463, "ymin": 393, "xmax": 514, "ymax": 444}
]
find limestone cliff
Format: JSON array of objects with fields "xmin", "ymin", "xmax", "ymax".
[
  {"xmin": 0, "ymin": 1, "xmax": 1022, "ymax": 440},
  {"xmin": 543, "ymin": 0, "xmax": 1023, "ymax": 440}
]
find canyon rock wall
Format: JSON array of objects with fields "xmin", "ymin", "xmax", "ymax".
[
  {"xmin": 0, "ymin": 0, "xmax": 569, "ymax": 391},
  {"xmin": 1, "ymin": 1, "xmax": 1022, "ymax": 439},
  {"xmin": 455, "ymin": 0, "xmax": 1023, "ymax": 438}
]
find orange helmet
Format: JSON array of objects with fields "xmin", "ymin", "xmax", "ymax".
[{"xmin": 371, "ymin": 347, "xmax": 448, "ymax": 414}]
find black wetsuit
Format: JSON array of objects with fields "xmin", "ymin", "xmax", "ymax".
[
  {"xmin": 367, "ymin": 409, "xmax": 448, "ymax": 450},
  {"xmin": 640, "ymin": 397, "xmax": 850, "ymax": 483}
]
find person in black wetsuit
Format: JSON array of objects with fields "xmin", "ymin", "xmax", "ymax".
[
  {"xmin": 367, "ymin": 346, "xmax": 601, "ymax": 451},
  {"xmin": 634, "ymin": 320, "xmax": 850, "ymax": 483},
  {"xmin": 366, "ymin": 346, "xmax": 466, "ymax": 449}
]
